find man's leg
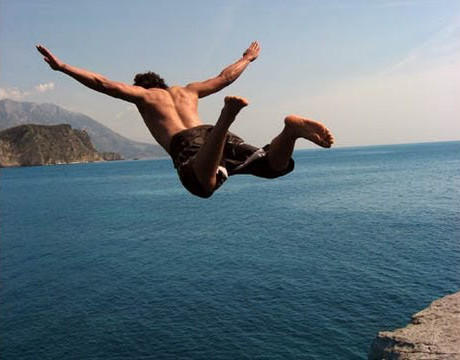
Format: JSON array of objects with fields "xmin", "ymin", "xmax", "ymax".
[
  {"xmin": 192, "ymin": 96, "xmax": 248, "ymax": 192},
  {"xmin": 267, "ymin": 115, "xmax": 335, "ymax": 171}
]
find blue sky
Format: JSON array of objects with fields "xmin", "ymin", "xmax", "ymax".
[{"xmin": 1, "ymin": 0, "xmax": 459, "ymax": 147}]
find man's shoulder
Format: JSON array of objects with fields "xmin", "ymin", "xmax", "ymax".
[
  {"xmin": 168, "ymin": 85, "xmax": 193, "ymax": 93},
  {"xmin": 140, "ymin": 87, "xmax": 171, "ymax": 100},
  {"xmin": 167, "ymin": 85, "xmax": 199, "ymax": 99},
  {"xmin": 138, "ymin": 86, "xmax": 196, "ymax": 108}
]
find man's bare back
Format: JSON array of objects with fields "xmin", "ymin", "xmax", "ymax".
[
  {"xmin": 134, "ymin": 87, "xmax": 197, "ymax": 152},
  {"xmin": 36, "ymin": 42, "xmax": 334, "ymax": 198}
]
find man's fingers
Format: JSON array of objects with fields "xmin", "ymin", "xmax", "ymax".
[
  {"xmin": 36, "ymin": 45, "xmax": 51, "ymax": 57},
  {"xmin": 244, "ymin": 41, "xmax": 260, "ymax": 60},
  {"xmin": 37, "ymin": 46, "xmax": 47, "ymax": 56}
]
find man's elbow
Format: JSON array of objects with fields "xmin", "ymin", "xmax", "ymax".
[
  {"xmin": 217, "ymin": 70, "xmax": 234, "ymax": 85},
  {"xmin": 220, "ymin": 74, "xmax": 234, "ymax": 86},
  {"xmin": 94, "ymin": 76, "xmax": 110, "ymax": 92}
]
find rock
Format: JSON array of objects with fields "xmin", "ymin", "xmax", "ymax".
[
  {"xmin": 368, "ymin": 291, "xmax": 460, "ymax": 359},
  {"xmin": 0, "ymin": 124, "xmax": 122, "ymax": 167},
  {"xmin": 101, "ymin": 152, "xmax": 123, "ymax": 161}
]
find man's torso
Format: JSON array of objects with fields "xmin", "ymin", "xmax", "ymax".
[{"xmin": 136, "ymin": 86, "xmax": 203, "ymax": 153}]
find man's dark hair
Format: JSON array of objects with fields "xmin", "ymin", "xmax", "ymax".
[{"xmin": 133, "ymin": 71, "xmax": 168, "ymax": 89}]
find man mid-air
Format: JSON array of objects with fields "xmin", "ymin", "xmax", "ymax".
[{"xmin": 36, "ymin": 42, "xmax": 334, "ymax": 198}]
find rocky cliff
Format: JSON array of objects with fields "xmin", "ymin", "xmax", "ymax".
[
  {"xmin": 0, "ymin": 124, "xmax": 122, "ymax": 167},
  {"xmin": 368, "ymin": 291, "xmax": 460, "ymax": 359}
]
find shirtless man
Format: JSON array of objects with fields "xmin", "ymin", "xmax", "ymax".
[{"xmin": 36, "ymin": 42, "xmax": 334, "ymax": 198}]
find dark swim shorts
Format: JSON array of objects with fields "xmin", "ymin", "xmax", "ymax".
[{"xmin": 169, "ymin": 125, "xmax": 294, "ymax": 198}]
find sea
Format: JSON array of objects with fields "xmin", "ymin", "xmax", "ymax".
[{"xmin": 1, "ymin": 141, "xmax": 459, "ymax": 360}]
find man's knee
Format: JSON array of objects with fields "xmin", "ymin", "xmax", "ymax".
[
  {"xmin": 181, "ymin": 174, "xmax": 216, "ymax": 198},
  {"xmin": 176, "ymin": 161, "xmax": 213, "ymax": 198},
  {"xmin": 197, "ymin": 177, "xmax": 217, "ymax": 198},
  {"xmin": 193, "ymin": 167, "xmax": 229, "ymax": 198}
]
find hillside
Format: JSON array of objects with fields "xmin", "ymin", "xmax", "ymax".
[
  {"xmin": 0, "ymin": 124, "xmax": 122, "ymax": 167},
  {"xmin": 0, "ymin": 99, "xmax": 167, "ymax": 159}
]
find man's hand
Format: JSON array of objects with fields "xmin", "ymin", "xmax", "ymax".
[
  {"xmin": 243, "ymin": 41, "xmax": 260, "ymax": 62},
  {"xmin": 36, "ymin": 45, "xmax": 64, "ymax": 71}
]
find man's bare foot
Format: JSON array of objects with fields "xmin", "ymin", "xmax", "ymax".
[
  {"xmin": 284, "ymin": 115, "xmax": 334, "ymax": 148},
  {"xmin": 223, "ymin": 96, "xmax": 249, "ymax": 115}
]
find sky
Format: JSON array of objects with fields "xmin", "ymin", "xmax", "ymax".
[{"xmin": 1, "ymin": 0, "xmax": 459, "ymax": 148}]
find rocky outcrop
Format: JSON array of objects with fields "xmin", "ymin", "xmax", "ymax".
[
  {"xmin": 0, "ymin": 98, "xmax": 167, "ymax": 159},
  {"xmin": 0, "ymin": 124, "xmax": 123, "ymax": 167},
  {"xmin": 369, "ymin": 291, "xmax": 460, "ymax": 359}
]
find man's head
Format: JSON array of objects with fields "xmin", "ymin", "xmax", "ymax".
[{"xmin": 133, "ymin": 71, "xmax": 168, "ymax": 89}]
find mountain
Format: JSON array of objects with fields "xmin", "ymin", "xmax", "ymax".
[
  {"xmin": 0, "ymin": 124, "xmax": 122, "ymax": 167},
  {"xmin": 0, "ymin": 99, "xmax": 167, "ymax": 159}
]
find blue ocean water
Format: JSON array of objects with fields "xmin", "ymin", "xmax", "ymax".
[{"xmin": 1, "ymin": 141, "xmax": 459, "ymax": 359}]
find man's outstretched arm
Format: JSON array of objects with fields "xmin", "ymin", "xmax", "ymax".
[
  {"xmin": 36, "ymin": 45, "xmax": 145, "ymax": 104},
  {"xmin": 186, "ymin": 41, "xmax": 260, "ymax": 98}
]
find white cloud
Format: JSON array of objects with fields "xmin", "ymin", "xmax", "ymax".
[
  {"xmin": 383, "ymin": 15, "xmax": 460, "ymax": 75},
  {"xmin": 35, "ymin": 82, "xmax": 55, "ymax": 93},
  {"xmin": 115, "ymin": 104, "xmax": 136, "ymax": 120},
  {"xmin": 0, "ymin": 87, "xmax": 30, "ymax": 100},
  {"xmin": 0, "ymin": 82, "xmax": 56, "ymax": 100}
]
